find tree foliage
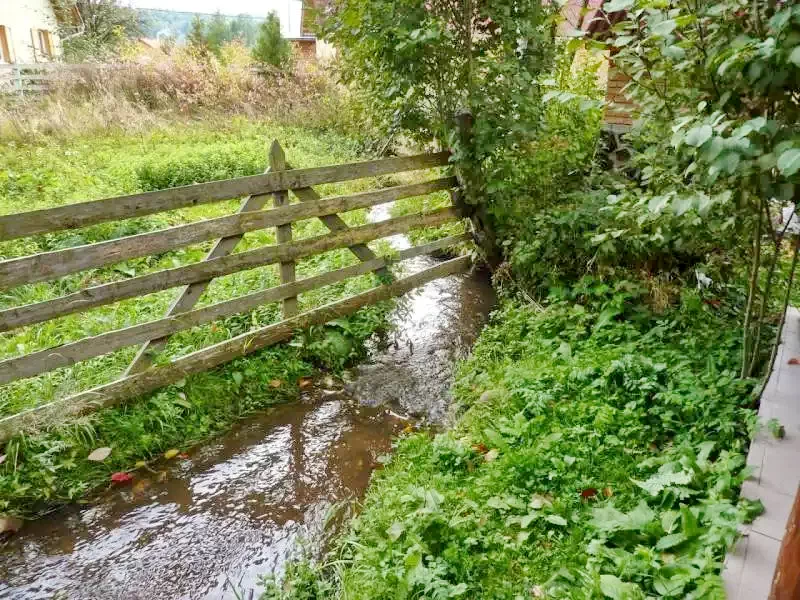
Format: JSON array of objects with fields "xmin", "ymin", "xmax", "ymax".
[
  {"xmin": 54, "ymin": 0, "xmax": 142, "ymax": 61},
  {"xmin": 588, "ymin": 0, "xmax": 800, "ymax": 377},
  {"xmin": 252, "ymin": 13, "xmax": 292, "ymax": 70}
]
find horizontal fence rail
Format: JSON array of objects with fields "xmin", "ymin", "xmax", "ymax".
[
  {"xmin": 0, "ymin": 178, "xmax": 457, "ymax": 289},
  {"xmin": 0, "ymin": 140, "xmax": 471, "ymax": 442},
  {"xmin": 0, "ymin": 152, "xmax": 451, "ymax": 240}
]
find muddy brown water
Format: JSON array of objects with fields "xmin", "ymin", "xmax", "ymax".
[{"xmin": 0, "ymin": 211, "xmax": 495, "ymax": 600}]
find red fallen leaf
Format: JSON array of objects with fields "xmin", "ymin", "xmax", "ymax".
[
  {"xmin": 703, "ymin": 299, "xmax": 721, "ymax": 308},
  {"xmin": 178, "ymin": 453, "xmax": 190, "ymax": 459},
  {"xmin": 472, "ymin": 443, "xmax": 489, "ymax": 455},
  {"xmin": 110, "ymin": 472, "xmax": 133, "ymax": 485},
  {"xmin": 788, "ymin": 357, "xmax": 800, "ymax": 365},
  {"xmin": 581, "ymin": 488, "xmax": 598, "ymax": 499}
]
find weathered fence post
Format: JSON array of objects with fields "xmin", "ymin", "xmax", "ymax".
[
  {"xmin": 269, "ymin": 140, "xmax": 299, "ymax": 318},
  {"xmin": 453, "ymin": 110, "xmax": 502, "ymax": 268}
]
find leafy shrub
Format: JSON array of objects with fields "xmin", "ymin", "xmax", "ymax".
[{"xmin": 136, "ymin": 143, "xmax": 265, "ymax": 190}]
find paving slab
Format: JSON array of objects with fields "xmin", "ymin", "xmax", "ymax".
[{"xmin": 723, "ymin": 307, "xmax": 800, "ymax": 598}]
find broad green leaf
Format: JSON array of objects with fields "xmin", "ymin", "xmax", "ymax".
[
  {"xmin": 599, "ymin": 574, "xmax": 639, "ymax": 599},
  {"xmin": 387, "ymin": 521, "xmax": 405, "ymax": 541},
  {"xmin": 778, "ymin": 148, "xmax": 800, "ymax": 176},
  {"xmin": 545, "ymin": 514, "xmax": 568, "ymax": 526},
  {"xmin": 604, "ymin": 0, "xmax": 634, "ymax": 11},
  {"xmin": 685, "ymin": 125, "xmax": 713, "ymax": 147},
  {"xmin": 789, "ymin": 46, "xmax": 800, "ymax": 67},
  {"xmin": 655, "ymin": 532, "xmax": 688, "ymax": 550},
  {"xmin": 651, "ymin": 20, "xmax": 676, "ymax": 36}
]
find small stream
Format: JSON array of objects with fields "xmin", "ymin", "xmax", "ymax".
[{"xmin": 0, "ymin": 206, "xmax": 495, "ymax": 600}]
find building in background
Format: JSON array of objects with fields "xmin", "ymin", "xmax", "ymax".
[{"xmin": 0, "ymin": 0, "xmax": 64, "ymax": 64}]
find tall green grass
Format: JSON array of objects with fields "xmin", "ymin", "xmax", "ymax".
[{"xmin": 0, "ymin": 119, "xmax": 439, "ymax": 517}]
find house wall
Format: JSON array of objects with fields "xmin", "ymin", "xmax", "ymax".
[{"xmin": 0, "ymin": 0, "xmax": 62, "ymax": 64}]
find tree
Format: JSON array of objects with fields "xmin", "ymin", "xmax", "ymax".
[
  {"xmin": 53, "ymin": 0, "xmax": 142, "ymax": 61},
  {"xmin": 205, "ymin": 11, "xmax": 231, "ymax": 57},
  {"xmin": 230, "ymin": 14, "xmax": 258, "ymax": 47},
  {"xmin": 591, "ymin": 0, "xmax": 800, "ymax": 378},
  {"xmin": 252, "ymin": 13, "xmax": 291, "ymax": 69},
  {"xmin": 186, "ymin": 15, "xmax": 208, "ymax": 53}
]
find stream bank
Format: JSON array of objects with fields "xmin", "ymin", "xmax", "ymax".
[{"xmin": 0, "ymin": 217, "xmax": 495, "ymax": 599}]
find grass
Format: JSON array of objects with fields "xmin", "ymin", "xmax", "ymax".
[
  {"xmin": 265, "ymin": 277, "xmax": 763, "ymax": 599},
  {"xmin": 0, "ymin": 117, "xmax": 448, "ymax": 518}
]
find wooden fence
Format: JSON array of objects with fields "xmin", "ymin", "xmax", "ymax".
[
  {"xmin": 0, "ymin": 143, "xmax": 470, "ymax": 443},
  {"xmin": 0, "ymin": 63, "xmax": 58, "ymax": 95}
]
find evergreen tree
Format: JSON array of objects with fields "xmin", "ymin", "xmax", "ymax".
[
  {"xmin": 205, "ymin": 11, "xmax": 230, "ymax": 57},
  {"xmin": 187, "ymin": 15, "xmax": 207, "ymax": 52},
  {"xmin": 252, "ymin": 13, "xmax": 291, "ymax": 70}
]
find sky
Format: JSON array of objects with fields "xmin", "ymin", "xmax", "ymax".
[
  {"xmin": 125, "ymin": 0, "xmax": 288, "ymax": 18},
  {"xmin": 124, "ymin": 0, "xmax": 304, "ymax": 36}
]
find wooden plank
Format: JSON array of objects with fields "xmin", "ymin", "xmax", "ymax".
[
  {"xmin": 0, "ymin": 178, "xmax": 456, "ymax": 289},
  {"xmin": 0, "ymin": 207, "xmax": 460, "ymax": 332},
  {"xmin": 0, "ymin": 256, "xmax": 472, "ymax": 443},
  {"xmin": 291, "ymin": 184, "xmax": 391, "ymax": 279},
  {"xmin": 0, "ymin": 235, "xmax": 470, "ymax": 385},
  {"xmin": 123, "ymin": 149, "xmax": 277, "ymax": 377},
  {"xmin": 0, "ymin": 152, "xmax": 451, "ymax": 241},
  {"xmin": 270, "ymin": 142, "xmax": 298, "ymax": 318}
]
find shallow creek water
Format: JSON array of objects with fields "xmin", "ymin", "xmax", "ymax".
[{"xmin": 0, "ymin": 206, "xmax": 495, "ymax": 600}]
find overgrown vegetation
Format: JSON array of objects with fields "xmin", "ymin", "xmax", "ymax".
[
  {"xmin": 0, "ymin": 120, "xmax": 445, "ymax": 517},
  {"xmin": 263, "ymin": 0, "xmax": 800, "ymax": 597}
]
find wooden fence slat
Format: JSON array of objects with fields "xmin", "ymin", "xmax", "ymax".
[
  {"xmin": 0, "ymin": 152, "xmax": 451, "ymax": 241},
  {"xmin": 0, "ymin": 207, "xmax": 459, "ymax": 332},
  {"xmin": 0, "ymin": 256, "xmax": 472, "ymax": 444},
  {"xmin": 0, "ymin": 234, "xmax": 470, "ymax": 385},
  {"xmin": 123, "ymin": 149, "xmax": 277, "ymax": 376},
  {"xmin": 270, "ymin": 142, "xmax": 298, "ymax": 318},
  {"xmin": 290, "ymin": 183, "xmax": 391, "ymax": 280},
  {"xmin": 0, "ymin": 177, "xmax": 456, "ymax": 289}
]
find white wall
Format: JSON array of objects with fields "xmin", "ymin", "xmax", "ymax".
[{"xmin": 0, "ymin": 0, "xmax": 62, "ymax": 63}]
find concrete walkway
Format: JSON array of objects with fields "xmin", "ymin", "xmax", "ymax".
[{"xmin": 724, "ymin": 307, "xmax": 800, "ymax": 599}]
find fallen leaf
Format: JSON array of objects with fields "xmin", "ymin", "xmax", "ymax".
[
  {"xmin": 269, "ymin": 379, "xmax": 283, "ymax": 388},
  {"xmin": 402, "ymin": 424, "xmax": 414, "ymax": 434},
  {"xmin": 87, "ymin": 447, "xmax": 112, "ymax": 462},
  {"xmin": 0, "ymin": 516, "xmax": 23, "ymax": 535},
  {"xmin": 0, "ymin": 454, "xmax": 6, "ymax": 466},
  {"xmin": 789, "ymin": 357, "xmax": 800, "ymax": 365},
  {"xmin": 111, "ymin": 472, "xmax": 133, "ymax": 485},
  {"xmin": 472, "ymin": 443, "xmax": 489, "ymax": 455},
  {"xmin": 531, "ymin": 585, "xmax": 544, "ymax": 598},
  {"xmin": 298, "ymin": 377, "xmax": 313, "ymax": 389},
  {"xmin": 178, "ymin": 453, "xmax": 190, "ymax": 459},
  {"xmin": 603, "ymin": 487, "xmax": 614, "ymax": 498},
  {"xmin": 581, "ymin": 488, "xmax": 598, "ymax": 499},
  {"xmin": 164, "ymin": 449, "xmax": 180, "ymax": 460},
  {"xmin": 134, "ymin": 460, "xmax": 147, "ymax": 469},
  {"xmin": 132, "ymin": 479, "xmax": 151, "ymax": 495},
  {"xmin": 156, "ymin": 470, "xmax": 168, "ymax": 483},
  {"xmin": 484, "ymin": 449, "xmax": 500, "ymax": 462}
]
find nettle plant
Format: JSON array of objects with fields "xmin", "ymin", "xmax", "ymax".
[{"xmin": 594, "ymin": 0, "xmax": 800, "ymax": 378}]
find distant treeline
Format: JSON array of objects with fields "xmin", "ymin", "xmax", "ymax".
[{"xmin": 138, "ymin": 9, "xmax": 264, "ymax": 46}]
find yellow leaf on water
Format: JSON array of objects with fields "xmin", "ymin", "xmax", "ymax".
[{"xmin": 164, "ymin": 449, "xmax": 180, "ymax": 460}]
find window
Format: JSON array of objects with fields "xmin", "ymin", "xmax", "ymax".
[
  {"xmin": 37, "ymin": 29, "xmax": 53, "ymax": 59},
  {"xmin": 0, "ymin": 26, "xmax": 12, "ymax": 64}
]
